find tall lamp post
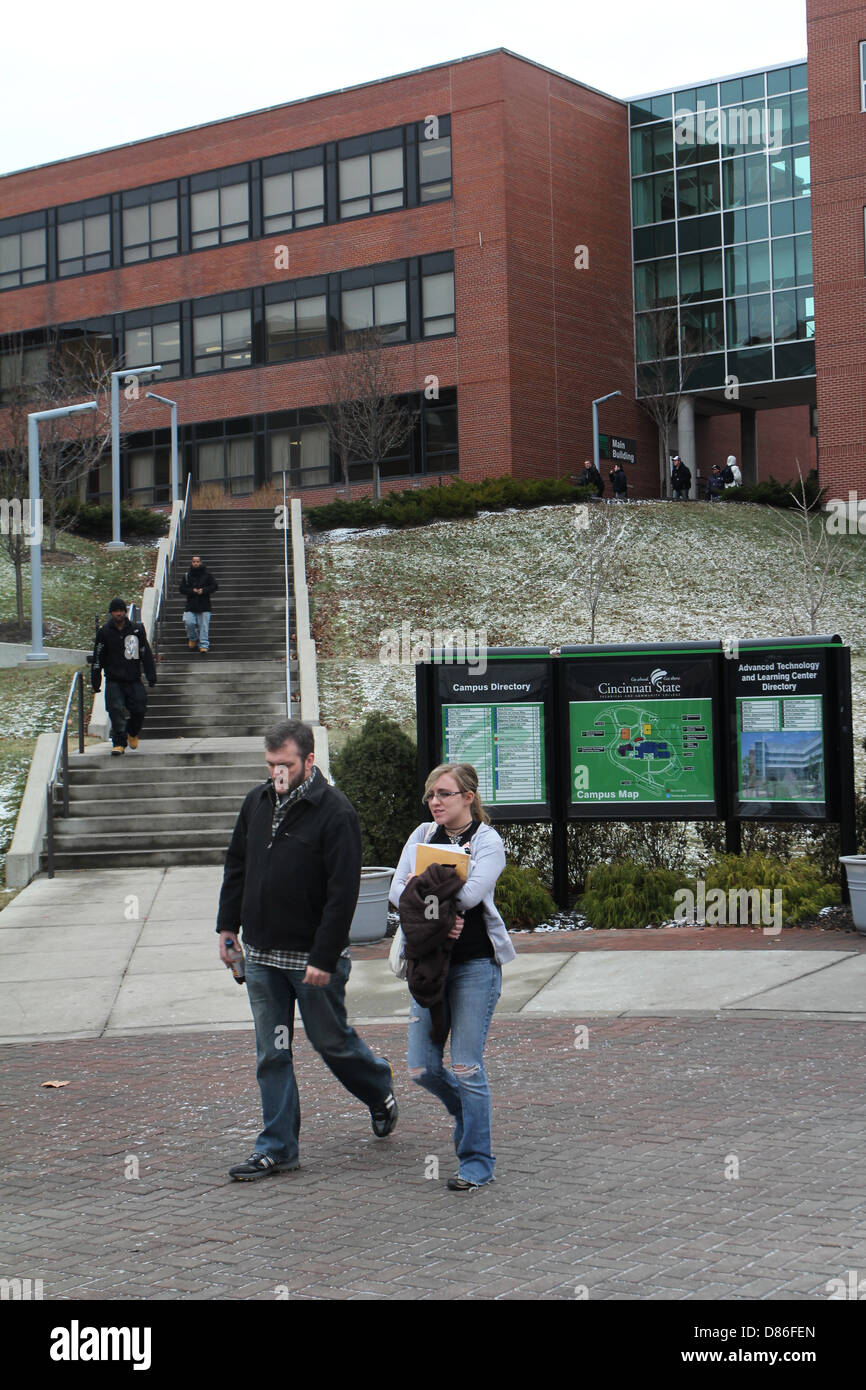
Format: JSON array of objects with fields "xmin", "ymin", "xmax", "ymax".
[
  {"xmin": 145, "ymin": 393, "xmax": 179, "ymax": 504},
  {"xmin": 107, "ymin": 364, "xmax": 162, "ymax": 550},
  {"xmin": 592, "ymin": 390, "xmax": 622, "ymax": 477},
  {"xmin": 27, "ymin": 401, "xmax": 98, "ymax": 662}
]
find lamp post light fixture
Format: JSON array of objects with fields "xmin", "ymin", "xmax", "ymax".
[
  {"xmin": 107, "ymin": 364, "xmax": 162, "ymax": 550},
  {"xmin": 27, "ymin": 400, "xmax": 98, "ymax": 662},
  {"xmin": 145, "ymin": 393, "xmax": 179, "ymax": 504},
  {"xmin": 592, "ymin": 390, "xmax": 623, "ymax": 478}
]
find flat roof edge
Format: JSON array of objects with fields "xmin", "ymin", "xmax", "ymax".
[{"xmin": 628, "ymin": 56, "xmax": 808, "ymax": 104}]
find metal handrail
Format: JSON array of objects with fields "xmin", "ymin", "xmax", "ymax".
[
  {"xmin": 282, "ymin": 472, "xmax": 293, "ymax": 715},
  {"xmin": 154, "ymin": 472, "xmax": 192, "ymax": 649},
  {"xmin": 45, "ymin": 670, "xmax": 85, "ymax": 878}
]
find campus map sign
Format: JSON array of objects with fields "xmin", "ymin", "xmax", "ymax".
[{"xmin": 564, "ymin": 653, "xmax": 718, "ymax": 817}]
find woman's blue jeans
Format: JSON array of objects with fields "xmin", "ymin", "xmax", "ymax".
[
  {"xmin": 245, "ymin": 957, "xmax": 392, "ymax": 1165},
  {"xmin": 407, "ymin": 957, "xmax": 501, "ymax": 1185}
]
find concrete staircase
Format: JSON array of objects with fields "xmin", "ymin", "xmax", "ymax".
[
  {"xmin": 44, "ymin": 508, "xmax": 301, "ymax": 871},
  {"xmin": 147, "ymin": 509, "xmax": 299, "ymax": 738},
  {"xmin": 47, "ymin": 744, "xmax": 266, "ymax": 870}
]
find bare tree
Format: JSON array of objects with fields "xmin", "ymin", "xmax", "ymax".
[
  {"xmin": 570, "ymin": 503, "xmax": 633, "ymax": 642},
  {"xmin": 318, "ymin": 328, "xmax": 414, "ymax": 503},
  {"xmin": 633, "ymin": 308, "xmax": 700, "ymax": 498},
  {"xmin": 770, "ymin": 462, "xmax": 852, "ymax": 635},
  {"xmin": 1, "ymin": 331, "xmax": 120, "ymax": 551}
]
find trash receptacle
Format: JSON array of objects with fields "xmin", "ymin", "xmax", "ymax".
[
  {"xmin": 350, "ymin": 867, "xmax": 396, "ymax": 943},
  {"xmin": 840, "ymin": 856, "xmax": 866, "ymax": 934}
]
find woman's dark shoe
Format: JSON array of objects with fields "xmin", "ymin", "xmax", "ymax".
[{"xmin": 447, "ymin": 1174, "xmax": 492, "ymax": 1192}]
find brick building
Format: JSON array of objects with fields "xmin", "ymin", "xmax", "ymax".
[{"xmin": 0, "ymin": 38, "xmax": 856, "ymax": 505}]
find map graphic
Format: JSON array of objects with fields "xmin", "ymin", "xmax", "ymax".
[{"xmin": 569, "ymin": 699, "xmax": 714, "ymax": 804}]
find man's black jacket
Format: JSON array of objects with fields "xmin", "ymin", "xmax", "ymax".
[
  {"xmin": 216, "ymin": 767, "xmax": 362, "ymax": 972},
  {"xmin": 179, "ymin": 565, "xmax": 218, "ymax": 613},
  {"xmin": 91, "ymin": 618, "xmax": 156, "ymax": 691}
]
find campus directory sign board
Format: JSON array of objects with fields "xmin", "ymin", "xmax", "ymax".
[
  {"xmin": 726, "ymin": 639, "xmax": 842, "ymax": 821},
  {"xmin": 415, "ymin": 638, "xmax": 853, "ymax": 829},
  {"xmin": 560, "ymin": 643, "xmax": 723, "ymax": 819},
  {"xmin": 415, "ymin": 650, "xmax": 554, "ymax": 819}
]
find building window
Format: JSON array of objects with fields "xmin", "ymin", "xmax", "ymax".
[
  {"xmin": 193, "ymin": 299, "xmax": 252, "ymax": 372},
  {"xmin": 341, "ymin": 279, "xmax": 407, "ymax": 347},
  {"xmin": 198, "ymin": 436, "xmax": 255, "ymax": 495},
  {"xmin": 124, "ymin": 315, "xmax": 181, "ymax": 379},
  {"xmin": 57, "ymin": 200, "xmax": 111, "ymax": 276},
  {"xmin": 128, "ymin": 447, "xmax": 170, "ymax": 504},
  {"xmin": 0, "ymin": 337, "xmax": 49, "ymax": 403},
  {"xmin": 421, "ymin": 270, "xmax": 455, "ymax": 335},
  {"xmin": 860, "ymin": 41, "xmax": 866, "ymax": 110},
  {"xmin": 270, "ymin": 423, "xmax": 331, "ymax": 488},
  {"xmin": 190, "ymin": 168, "xmax": 250, "ymax": 248},
  {"xmin": 634, "ymin": 257, "xmax": 678, "ymax": 310},
  {"xmin": 122, "ymin": 185, "xmax": 179, "ymax": 262},
  {"xmin": 418, "ymin": 119, "xmax": 452, "ymax": 202},
  {"xmin": 679, "ymin": 249, "xmax": 723, "ymax": 302},
  {"xmin": 265, "ymin": 292, "xmax": 328, "ymax": 362},
  {"xmin": 338, "ymin": 131, "xmax": 404, "ymax": 219},
  {"xmin": 0, "ymin": 219, "xmax": 47, "ymax": 289},
  {"xmin": 773, "ymin": 288, "xmax": 814, "ymax": 342},
  {"xmin": 262, "ymin": 153, "xmax": 325, "ymax": 233}
]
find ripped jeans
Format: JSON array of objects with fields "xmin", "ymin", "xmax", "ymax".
[{"xmin": 407, "ymin": 957, "xmax": 501, "ymax": 1185}]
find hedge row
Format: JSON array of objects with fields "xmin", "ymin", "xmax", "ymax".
[
  {"xmin": 57, "ymin": 499, "xmax": 169, "ymax": 538},
  {"xmin": 721, "ymin": 471, "xmax": 824, "ymax": 509},
  {"xmin": 305, "ymin": 476, "xmax": 594, "ymax": 531}
]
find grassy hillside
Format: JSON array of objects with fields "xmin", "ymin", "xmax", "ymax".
[{"xmin": 309, "ymin": 500, "xmax": 866, "ymax": 783}]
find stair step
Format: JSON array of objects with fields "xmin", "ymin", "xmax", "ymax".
[{"xmin": 46, "ymin": 847, "xmax": 230, "ymax": 869}]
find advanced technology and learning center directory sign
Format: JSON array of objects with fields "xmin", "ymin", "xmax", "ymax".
[{"xmin": 415, "ymin": 637, "xmax": 854, "ymax": 829}]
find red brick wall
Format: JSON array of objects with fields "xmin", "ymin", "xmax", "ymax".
[
  {"xmin": 501, "ymin": 62, "xmax": 658, "ymax": 496},
  {"xmin": 807, "ymin": 0, "xmax": 866, "ymax": 498},
  {"xmin": 698, "ymin": 406, "xmax": 817, "ymax": 484}
]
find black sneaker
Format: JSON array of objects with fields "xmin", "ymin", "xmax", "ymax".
[
  {"xmin": 228, "ymin": 1153, "xmax": 299, "ymax": 1181},
  {"xmin": 370, "ymin": 1087, "xmax": 398, "ymax": 1138}
]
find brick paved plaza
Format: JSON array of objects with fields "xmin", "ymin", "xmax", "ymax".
[{"xmin": 3, "ymin": 1014, "xmax": 865, "ymax": 1302}]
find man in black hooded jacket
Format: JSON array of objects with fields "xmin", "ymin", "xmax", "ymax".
[
  {"xmin": 91, "ymin": 598, "xmax": 157, "ymax": 754},
  {"xmin": 179, "ymin": 555, "xmax": 218, "ymax": 652}
]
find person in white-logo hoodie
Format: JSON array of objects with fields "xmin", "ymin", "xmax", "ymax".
[{"xmin": 389, "ymin": 761, "xmax": 515, "ymax": 1192}]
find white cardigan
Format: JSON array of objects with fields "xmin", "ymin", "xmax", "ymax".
[{"xmin": 389, "ymin": 820, "xmax": 516, "ymax": 966}]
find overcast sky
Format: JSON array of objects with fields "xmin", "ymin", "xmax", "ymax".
[{"xmin": 2, "ymin": 0, "xmax": 807, "ymax": 176}]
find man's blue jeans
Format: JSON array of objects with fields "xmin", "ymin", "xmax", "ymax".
[
  {"xmin": 182, "ymin": 610, "xmax": 210, "ymax": 649},
  {"xmin": 244, "ymin": 956, "xmax": 392, "ymax": 1165},
  {"xmin": 407, "ymin": 957, "xmax": 502, "ymax": 1185}
]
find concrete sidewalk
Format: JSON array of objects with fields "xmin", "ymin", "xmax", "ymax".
[{"xmin": 2, "ymin": 867, "xmax": 866, "ymax": 1043}]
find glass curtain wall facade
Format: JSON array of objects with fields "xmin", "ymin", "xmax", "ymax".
[{"xmin": 630, "ymin": 63, "xmax": 814, "ymax": 393}]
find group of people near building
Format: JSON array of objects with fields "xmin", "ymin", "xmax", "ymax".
[
  {"xmin": 573, "ymin": 459, "xmax": 629, "ymax": 499},
  {"xmin": 672, "ymin": 453, "xmax": 742, "ymax": 501}
]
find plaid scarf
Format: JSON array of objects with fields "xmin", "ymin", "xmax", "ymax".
[{"xmin": 271, "ymin": 766, "xmax": 317, "ymax": 839}]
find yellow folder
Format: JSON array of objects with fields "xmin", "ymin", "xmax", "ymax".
[{"xmin": 414, "ymin": 841, "xmax": 470, "ymax": 881}]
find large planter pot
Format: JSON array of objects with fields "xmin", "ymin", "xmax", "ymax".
[
  {"xmin": 840, "ymin": 856, "xmax": 866, "ymax": 933},
  {"xmin": 350, "ymin": 866, "xmax": 396, "ymax": 943}
]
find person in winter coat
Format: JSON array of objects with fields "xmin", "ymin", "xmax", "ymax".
[
  {"xmin": 671, "ymin": 456, "xmax": 692, "ymax": 500},
  {"xmin": 179, "ymin": 554, "xmax": 218, "ymax": 652},
  {"xmin": 609, "ymin": 462, "xmax": 628, "ymax": 500},
  {"xmin": 216, "ymin": 719, "xmax": 397, "ymax": 1181},
  {"xmin": 577, "ymin": 459, "xmax": 605, "ymax": 497},
  {"xmin": 90, "ymin": 597, "xmax": 157, "ymax": 754},
  {"xmin": 705, "ymin": 464, "xmax": 725, "ymax": 500},
  {"xmin": 390, "ymin": 761, "xmax": 514, "ymax": 1191},
  {"xmin": 725, "ymin": 455, "xmax": 742, "ymax": 487}
]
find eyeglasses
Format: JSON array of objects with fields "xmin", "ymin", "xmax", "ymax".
[{"xmin": 423, "ymin": 789, "xmax": 465, "ymax": 804}]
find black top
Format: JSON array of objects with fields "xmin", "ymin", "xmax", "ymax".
[
  {"xmin": 429, "ymin": 820, "xmax": 494, "ymax": 964},
  {"xmin": 91, "ymin": 618, "xmax": 156, "ymax": 688}
]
